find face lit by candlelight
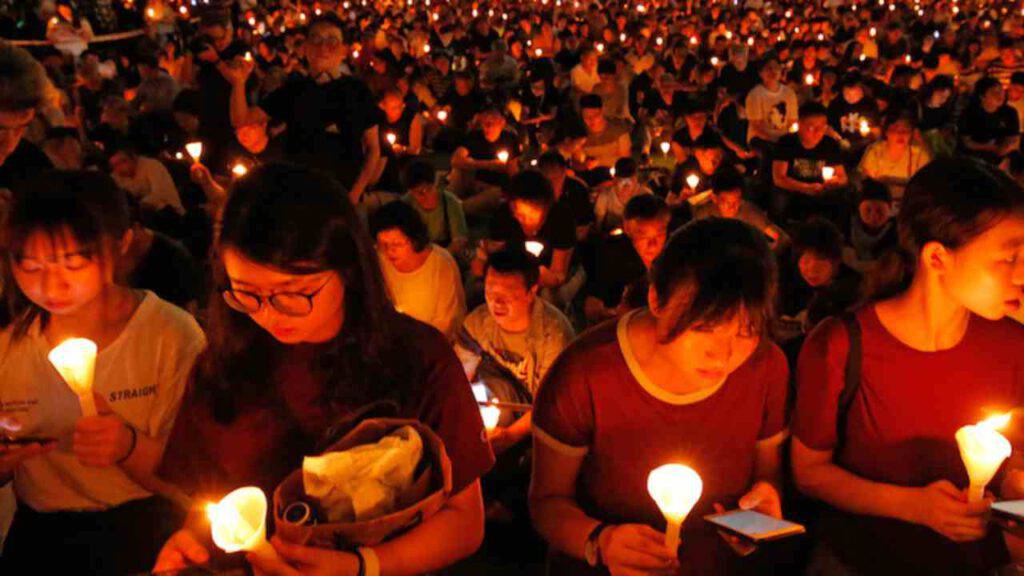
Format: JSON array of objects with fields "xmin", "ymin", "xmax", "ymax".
[
  {"xmin": 798, "ymin": 250, "xmax": 838, "ymax": 288},
  {"xmin": 485, "ymin": 268, "xmax": 536, "ymax": 333},
  {"xmin": 625, "ymin": 217, "xmax": 669, "ymax": 270},
  {"xmin": 511, "ymin": 199, "xmax": 548, "ymax": 237},
  {"xmin": 933, "ymin": 215, "xmax": 1024, "ymax": 319},
  {"xmin": 797, "ymin": 114, "xmax": 828, "ymax": 148},
  {"xmin": 375, "ymin": 228, "xmax": 423, "ymax": 273},
  {"xmin": 11, "ymin": 228, "xmax": 121, "ymax": 316},
  {"xmin": 221, "ymin": 248, "xmax": 345, "ymax": 344}
]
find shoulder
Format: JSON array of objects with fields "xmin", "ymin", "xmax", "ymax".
[
  {"xmin": 462, "ymin": 304, "xmax": 492, "ymax": 335},
  {"xmin": 430, "ymin": 244, "xmax": 459, "ymax": 269},
  {"xmin": 548, "ymin": 319, "xmax": 620, "ymax": 376},
  {"xmin": 538, "ymin": 300, "xmax": 575, "ymax": 336},
  {"xmin": 138, "ymin": 292, "xmax": 203, "ymax": 336}
]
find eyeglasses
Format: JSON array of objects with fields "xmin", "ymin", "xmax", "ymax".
[{"xmin": 221, "ymin": 276, "xmax": 332, "ymax": 317}]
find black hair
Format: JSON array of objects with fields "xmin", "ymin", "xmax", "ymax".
[
  {"xmin": 368, "ymin": 200, "xmax": 430, "ymax": 253},
  {"xmin": 580, "ymin": 93, "xmax": 603, "ymax": 109},
  {"xmin": 794, "ymin": 217, "xmax": 844, "ymax": 262},
  {"xmin": 798, "ymin": 101, "xmax": 828, "ymax": 119},
  {"xmin": 614, "ymin": 156, "xmax": 638, "ymax": 178},
  {"xmin": 859, "ymin": 178, "xmax": 893, "ymax": 204},
  {"xmin": 485, "ymin": 246, "xmax": 540, "ymax": 288},
  {"xmin": 536, "ymin": 151, "xmax": 568, "ymax": 170},
  {"xmin": 172, "ymin": 89, "xmax": 201, "ymax": 116},
  {"xmin": 401, "ymin": 159, "xmax": 436, "ymax": 191},
  {"xmin": 651, "ymin": 218, "xmax": 776, "ymax": 341},
  {"xmin": 506, "ymin": 170, "xmax": 555, "ymax": 207},
  {"xmin": 711, "ymin": 167, "xmax": 744, "ymax": 194},
  {"xmin": 624, "ymin": 194, "xmax": 669, "ymax": 222}
]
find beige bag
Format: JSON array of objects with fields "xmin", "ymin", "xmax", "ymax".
[{"xmin": 273, "ymin": 418, "xmax": 452, "ymax": 549}]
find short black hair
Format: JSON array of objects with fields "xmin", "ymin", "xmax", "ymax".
[
  {"xmin": 368, "ymin": 200, "xmax": 430, "ymax": 252},
  {"xmin": 580, "ymin": 94, "xmax": 603, "ymax": 110},
  {"xmin": 711, "ymin": 167, "xmax": 744, "ymax": 194},
  {"xmin": 401, "ymin": 159, "xmax": 436, "ymax": 191},
  {"xmin": 485, "ymin": 246, "xmax": 540, "ymax": 288},
  {"xmin": 536, "ymin": 151, "xmax": 568, "ymax": 171},
  {"xmin": 614, "ymin": 156, "xmax": 638, "ymax": 178},
  {"xmin": 798, "ymin": 101, "xmax": 828, "ymax": 119},
  {"xmin": 794, "ymin": 217, "xmax": 844, "ymax": 262},
  {"xmin": 624, "ymin": 194, "xmax": 669, "ymax": 222},
  {"xmin": 860, "ymin": 178, "xmax": 893, "ymax": 204},
  {"xmin": 507, "ymin": 170, "xmax": 555, "ymax": 207}
]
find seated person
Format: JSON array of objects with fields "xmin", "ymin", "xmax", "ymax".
[
  {"xmin": 456, "ymin": 247, "xmax": 576, "ymax": 456},
  {"xmin": 780, "ymin": 217, "xmax": 863, "ymax": 332},
  {"xmin": 579, "ymin": 94, "xmax": 632, "ymax": 185},
  {"xmin": 123, "ymin": 197, "xmax": 200, "ymax": 311},
  {"xmin": 692, "ymin": 168, "xmax": 788, "ymax": 248},
  {"xmin": 450, "ymin": 106, "xmax": 521, "ymax": 217},
  {"xmin": 108, "ymin": 138, "xmax": 185, "ymax": 216},
  {"xmin": 583, "ymin": 194, "xmax": 670, "ymax": 323},
  {"xmin": 41, "ymin": 126, "xmax": 83, "ymax": 170},
  {"xmin": 536, "ymin": 151, "xmax": 594, "ymax": 242},
  {"xmin": 370, "ymin": 201, "xmax": 466, "ymax": 340},
  {"xmin": 401, "ymin": 159, "xmax": 469, "ymax": 259},
  {"xmin": 669, "ymin": 131, "xmax": 728, "ymax": 205},
  {"xmin": 670, "ymin": 97, "xmax": 715, "ymax": 163},
  {"xmin": 771, "ymin": 101, "xmax": 849, "ymax": 227},
  {"xmin": 374, "ymin": 88, "xmax": 425, "ymax": 192},
  {"xmin": 848, "ymin": 178, "xmax": 898, "ymax": 265},
  {"xmin": 593, "ymin": 157, "xmax": 653, "ymax": 233},
  {"xmin": 473, "ymin": 171, "xmax": 578, "ymax": 301}
]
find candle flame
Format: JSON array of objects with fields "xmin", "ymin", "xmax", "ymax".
[
  {"xmin": 647, "ymin": 464, "xmax": 703, "ymax": 522},
  {"xmin": 481, "ymin": 403, "xmax": 501, "ymax": 431},
  {"xmin": 980, "ymin": 412, "xmax": 1012, "ymax": 431},
  {"xmin": 185, "ymin": 141, "xmax": 203, "ymax": 162}
]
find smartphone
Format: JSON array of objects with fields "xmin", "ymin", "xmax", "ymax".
[
  {"xmin": 704, "ymin": 509, "xmax": 806, "ymax": 543},
  {"xmin": 0, "ymin": 436, "xmax": 56, "ymax": 447},
  {"xmin": 993, "ymin": 501, "xmax": 1024, "ymax": 522}
]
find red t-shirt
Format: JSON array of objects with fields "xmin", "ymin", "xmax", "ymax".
[
  {"xmin": 793, "ymin": 305, "xmax": 1024, "ymax": 573},
  {"xmin": 533, "ymin": 311, "xmax": 790, "ymax": 574},
  {"xmin": 158, "ymin": 317, "xmax": 495, "ymax": 505}
]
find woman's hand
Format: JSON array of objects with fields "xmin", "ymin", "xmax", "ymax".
[
  {"xmin": 738, "ymin": 481, "xmax": 782, "ymax": 519},
  {"xmin": 0, "ymin": 440, "xmax": 56, "ymax": 478},
  {"xmin": 908, "ymin": 479, "xmax": 992, "ymax": 542},
  {"xmin": 152, "ymin": 529, "xmax": 210, "ymax": 572},
  {"xmin": 599, "ymin": 523, "xmax": 680, "ymax": 576},
  {"xmin": 247, "ymin": 536, "xmax": 361, "ymax": 576},
  {"xmin": 73, "ymin": 395, "xmax": 133, "ymax": 467}
]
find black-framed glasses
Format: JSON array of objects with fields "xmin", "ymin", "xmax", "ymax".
[{"xmin": 221, "ymin": 277, "xmax": 333, "ymax": 317}]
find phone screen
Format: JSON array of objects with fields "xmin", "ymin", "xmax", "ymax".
[
  {"xmin": 993, "ymin": 500, "xmax": 1024, "ymax": 520},
  {"xmin": 705, "ymin": 510, "xmax": 805, "ymax": 541}
]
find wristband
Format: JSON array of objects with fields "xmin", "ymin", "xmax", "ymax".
[
  {"xmin": 357, "ymin": 546, "xmax": 380, "ymax": 576},
  {"xmin": 117, "ymin": 426, "xmax": 137, "ymax": 464}
]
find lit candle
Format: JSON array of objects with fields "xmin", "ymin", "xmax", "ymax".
[
  {"xmin": 497, "ymin": 150, "xmax": 510, "ymax": 163},
  {"xmin": 146, "ymin": 7, "xmax": 156, "ymax": 19},
  {"xmin": 481, "ymin": 403, "xmax": 501, "ymax": 431},
  {"xmin": 620, "ymin": 33, "xmax": 627, "ymax": 43},
  {"xmin": 656, "ymin": 36, "xmax": 664, "ymax": 46},
  {"xmin": 248, "ymin": 16, "xmax": 256, "ymax": 26},
  {"xmin": 659, "ymin": 141, "xmax": 671, "ymax": 155},
  {"xmin": 386, "ymin": 132, "xmax": 397, "ymax": 146},
  {"xmin": 957, "ymin": 413, "xmax": 1012, "ymax": 503},
  {"xmin": 647, "ymin": 464, "xmax": 703, "ymax": 553},
  {"xmin": 859, "ymin": 119, "xmax": 870, "ymax": 137},
  {"xmin": 353, "ymin": 49, "xmax": 360, "ymax": 59},
  {"xmin": 690, "ymin": 35, "xmax": 699, "ymax": 45},
  {"xmin": 790, "ymin": 122, "xmax": 799, "ymax": 133},
  {"xmin": 869, "ymin": 26, "xmax": 877, "ymax": 37},
  {"xmin": 686, "ymin": 173, "xmax": 700, "ymax": 190},
  {"xmin": 524, "ymin": 241, "xmax": 545, "ymax": 257},
  {"xmin": 423, "ymin": 44, "xmax": 431, "ymax": 54},
  {"xmin": 805, "ymin": 73, "xmax": 815, "ymax": 86},
  {"xmin": 185, "ymin": 141, "xmax": 203, "ymax": 163},
  {"xmin": 724, "ymin": 30, "xmax": 733, "ymax": 40},
  {"xmin": 747, "ymin": 36, "xmax": 755, "ymax": 46},
  {"xmin": 610, "ymin": 227, "xmax": 624, "ymax": 236},
  {"xmin": 244, "ymin": 51, "xmax": 253, "ymax": 62},
  {"xmin": 207, "ymin": 487, "xmax": 280, "ymax": 563},
  {"xmin": 822, "ymin": 166, "xmax": 836, "ymax": 181},
  {"xmin": 710, "ymin": 56, "xmax": 719, "ymax": 66},
  {"xmin": 174, "ymin": 151, "xmax": 184, "ymax": 160},
  {"xmin": 48, "ymin": 339, "xmax": 98, "ymax": 417},
  {"xmin": 610, "ymin": 166, "xmax": 617, "ymax": 178},
  {"xmin": 232, "ymin": 162, "xmax": 249, "ymax": 177},
  {"xmin": 437, "ymin": 109, "xmax": 449, "ymax": 122},
  {"xmin": 179, "ymin": 5, "xmax": 188, "ymax": 16},
  {"xmin": 535, "ymin": 48, "xmax": 543, "ymax": 57},
  {"xmin": 597, "ymin": 42, "xmax": 605, "ymax": 53},
  {"xmin": 905, "ymin": 54, "xmax": 912, "ymax": 64}
]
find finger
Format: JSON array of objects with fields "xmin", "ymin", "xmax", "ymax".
[
  {"xmin": 713, "ymin": 502, "xmax": 725, "ymax": 514},
  {"xmin": 613, "ymin": 546, "xmax": 678, "ymax": 571},
  {"xmin": 245, "ymin": 552, "xmax": 298, "ymax": 576},
  {"xmin": 270, "ymin": 535, "xmax": 336, "ymax": 566}
]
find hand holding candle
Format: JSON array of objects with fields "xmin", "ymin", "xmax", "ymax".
[
  {"xmin": 956, "ymin": 413, "xmax": 1012, "ymax": 503},
  {"xmin": 207, "ymin": 487, "xmax": 281, "ymax": 563},
  {"xmin": 48, "ymin": 339, "xmax": 98, "ymax": 417},
  {"xmin": 525, "ymin": 241, "xmax": 545, "ymax": 257},
  {"xmin": 647, "ymin": 464, "xmax": 703, "ymax": 553}
]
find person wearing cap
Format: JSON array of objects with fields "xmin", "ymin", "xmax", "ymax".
[
  {"xmin": 223, "ymin": 14, "xmax": 381, "ymax": 205},
  {"xmin": 771, "ymin": 101, "xmax": 849, "ymax": 226}
]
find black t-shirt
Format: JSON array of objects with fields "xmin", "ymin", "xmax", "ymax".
[
  {"xmin": 1, "ymin": 140, "xmax": 52, "ymax": 196},
  {"xmin": 584, "ymin": 234, "xmax": 646, "ymax": 308},
  {"xmin": 261, "ymin": 74, "xmax": 380, "ymax": 186},
  {"xmin": 827, "ymin": 97, "xmax": 880, "ymax": 145},
  {"xmin": 717, "ymin": 102, "xmax": 749, "ymax": 149},
  {"xmin": 558, "ymin": 177, "xmax": 594, "ymax": 228},
  {"xmin": 439, "ymin": 88, "xmax": 484, "ymax": 134},
  {"xmin": 462, "ymin": 129, "xmax": 520, "ymax": 187},
  {"xmin": 958, "ymin": 104, "xmax": 1019, "ymax": 164},
  {"xmin": 488, "ymin": 200, "xmax": 577, "ymax": 266},
  {"xmin": 773, "ymin": 133, "xmax": 843, "ymax": 184},
  {"xmin": 129, "ymin": 230, "xmax": 199, "ymax": 308},
  {"xmin": 197, "ymin": 41, "xmax": 250, "ymax": 167},
  {"xmin": 717, "ymin": 64, "xmax": 758, "ymax": 100}
]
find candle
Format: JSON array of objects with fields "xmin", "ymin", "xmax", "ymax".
[
  {"xmin": 386, "ymin": 133, "xmax": 397, "ymax": 146},
  {"xmin": 956, "ymin": 413, "xmax": 1012, "ymax": 503},
  {"xmin": 660, "ymin": 141, "xmax": 671, "ymax": 155},
  {"xmin": 174, "ymin": 151, "xmax": 184, "ymax": 160},
  {"xmin": 686, "ymin": 174, "xmax": 700, "ymax": 190},
  {"xmin": 248, "ymin": 16, "xmax": 256, "ymax": 26},
  {"xmin": 859, "ymin": 54, "xmax": 867, "ymax": 62},
  {"xmin": 232, "ymin": 163, "xmax": 249, "ymax": 177},
  {"xmin": 610, "ymin": 227, "xmax": 624, "ymax": 236},
  {"xmin": 822, "ymin": 166, "xmax": 836, "ymax": 181},
  {"xmin": 710, "ymin": 56, "xmax": 719, "ymax": 67},
  {"xmin": 620, "ymin": 33, "xmax": 627, "ymax": 43},
  {"xmin": 609, "ymin": 166, "xmax": 617, "ymax": 178},
  {"xmin": 353, "ymin": 49, "xmax": 360, "ymax": 59},
  {"xmin": 647, "ymin": 464, "xmax": 703, "ymax": 553},
  {"xmin": 179, "ymin": 5, "xmax": 188, "ymax": 16},
  {"xmin": 207, "ymin": 487, "xmax": 280, "ymax": 563},
  {"xmin": 146, "ymin": 7, "xmax": 156, "ymax": 19},
  {"xmin": 437, "ymin": 109, "xmax": 449, "ymax": 122},
  {"xmin": 525, "ymin": 241, "xmax": 545, "ymax": 257},
  {"xmin": 48, "ymin": 339, "xmax": 98, "ymax": 417},
  {"xmin": 724, "ymin": 31, "xmax": 733, "ymax": 40},
  {"xmin": 690, "ymin": 35, "xmax": 699, "ymax": 45},
  {"xmin": 480, "ymin": 403, "xmax": 501, "ymax": 431},
  {"xmin": 656, "ymin": 36, "xmax": 664, "ymax": 46},
  {"xmin": 859, "ymin": 119, "xmax": 870, "ymax": 137},
  {"xmin": 869, "ymin": 26, "xmax": 877, "ymax": 37},
  {"xmin": 790, "ymin": 122, "xmax": 799, "ymax": 134},
  {"xmin": 185, "ymin": 141, "xmax": 203, "ymax": 163},
  {"xmin": 497, "ymin": 150, "xmax": 510, "ymax": 163},
  {"xmin": 535, "ymin": 48, "xmax": 543, "ymax": 57},
  {"xmin": 597, "ymin": 43, "xmax": 605, "ymax": 53},
  {"xmin": 244, "ymin": 51, "xmax": 253, "ymax": 62},
  {"xmin": 423, "ymin": 44, "xmax": 431, "ymax": 54},
  {"xmin": 805, "ymin": 73, "xmax": 815, "ymax": 86},
  {"xmin": 747, "ymin": 36, "xmax": 755, "ymax": 46},
  {"xmin": 905, "ymin": 54, "xmax": 912, "ymax": 64}
]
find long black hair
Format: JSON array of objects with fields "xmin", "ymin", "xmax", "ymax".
[{"xmin": 197, "ymin": 163, "xmax": 413, "ymax": 422}]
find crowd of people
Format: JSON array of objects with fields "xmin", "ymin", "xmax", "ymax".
[{"xmin": 0, "ymin": 0, "xmax": 1023, "ymax": 574}]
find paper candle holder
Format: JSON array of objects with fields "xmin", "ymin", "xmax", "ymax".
[{"xmin": 48, "ymin": 338, "xmax": 98, "ymax": 417}]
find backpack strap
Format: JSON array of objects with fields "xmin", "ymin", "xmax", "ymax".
[{"xmin": 835, "ymin": 311, "xmax": 862, "ymax": 451}]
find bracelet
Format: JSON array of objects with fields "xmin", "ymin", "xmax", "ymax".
[
  {"xmin": 357, "ymin": 547, "xmax": 380, "ymax": 576},
  {"xmin": 117, "ymin": 426, "xmax": 137, "ymax": 464}
]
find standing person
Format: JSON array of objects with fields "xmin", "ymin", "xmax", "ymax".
[
  {"xmin": 530, "ymin": 218, "xmax": 790, "ymax": 575},
  {"xmin": 225, "ymin": 14, "xmax": 382, "ymax": 205},
  {"xmin": 0, "ymin": 43, "xmax": 53, "ymax": 193},
  {"xmin": 370, "ymin": 201, "xmax": 466, "ymax": 340},
  {"xmin": 0, "ymin": 171, "xmax": 205, "ymax": 575},
  {"xmin": 153, "ymin": 164, "xmax": 494, "ymax": 576},
  {"xmin": 792, "ymin": 158, "xmax": 1024, "ymax": 575}
]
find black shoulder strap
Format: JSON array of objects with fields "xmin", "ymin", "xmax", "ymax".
[{"xmin": 835, "ymin": 311, "xmax": 862, "ymax": 449}]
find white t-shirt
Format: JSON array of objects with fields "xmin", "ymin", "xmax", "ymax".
[
  {"xmin": 379, "ymin": 244, "xmax": 465, "ymax": 340},
  {"xmin": 0, "ymin": 291, "xmax": 205, "ymax": 512},
  {"xmin": 112, "ymin": 156, "xmax": 185, "ymax": 215},
  {"xmin": 745, "ymin": 84, "xmax": 798, "ymax": 143},
  {"xmin": 857, "ymin": 141, "xmax": 932, "ymax": 209}
]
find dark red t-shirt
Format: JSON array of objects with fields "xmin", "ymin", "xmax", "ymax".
[
  {"xmin": 533, "ymin": 312, "xmax": 790, "ymax": 574},
  {"xmin": 793, "ymin": 305, "xmax": 1024, "ymax": 574},
  {"xmin": 158, "ymin": 317, "xmax": 495, "ymax": 505}
]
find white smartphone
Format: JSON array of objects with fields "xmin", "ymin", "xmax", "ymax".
[
  {"xmin": 704, "ymin": 509, "xmax": 806, "ymax": 543},
  {"xmin": 993, "ymin": 500, "xmax": 1024, "ymax": 521}
]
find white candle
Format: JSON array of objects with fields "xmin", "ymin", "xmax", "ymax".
[
  {"xmin": 956, "ymin": 414, "xmax": 1012, "ymax": 503},
  {"xmin": 647, "ymin": 464, "xmax": 703, "ymax": 553},
  {"xmin": 686, "ymin": 174, "xmax": 700, "ymax": 190},
  {"xmin": 821, "ymin": 166, "xmax": 836, "ymax": 181},
  {"xmin": 386, "ymin": 133, "xmax": 397, "ymax": 146},
  {"xmin": 859, "ymin": 120, "xmax": 871, "ymax": 137},
  {"xmin": 232, "ymin": 163, "xmax": 249, "ymax": 177},
  {"xmin": 48, "ymin": 339, "xmax": 98, "ymax": 417},
  {"xmin": 185, "ymin": 142, "xmax": 203, "ymax": 163},
  {"xmin": 524, "ymin": 241, "xmax": 545, "ymax": 257},
  {"xmin": 497, "ymin": 150, "xmax": 510, "ymax": 163},
  {"xmin": 480, "ymin": 404, "xmax": 501, "ymax": 431},
  {"xmin": 659, "ymin": 141, "xmax": 671, "ymax": 155},
  {"xmin": 207, "ymin": 487, "xmax": 281, "ymax": 563}
]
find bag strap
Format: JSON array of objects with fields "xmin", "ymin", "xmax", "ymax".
[{"xmin": 835, "ymin": 311, "xmax": 862, "ymax": 451}]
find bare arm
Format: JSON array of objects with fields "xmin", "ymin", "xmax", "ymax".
[
  {"xmin": 539, "ymin": 248, "xmax": 573, "ymax": 288},
  {"xmin": 350, "ymin": 126, "xmax": 381, "ymax": 205}
]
